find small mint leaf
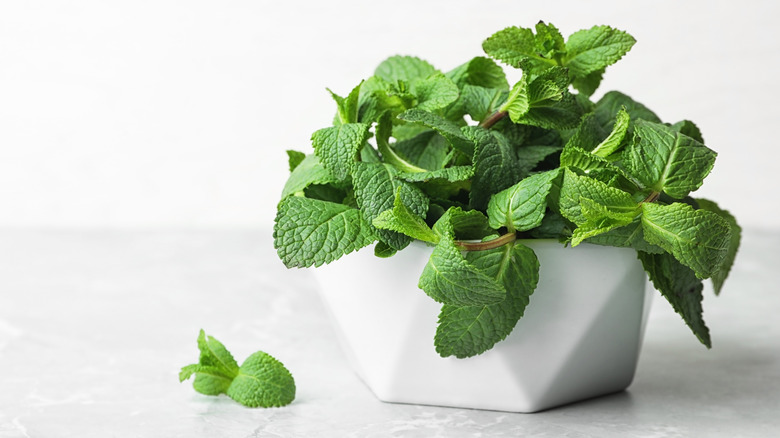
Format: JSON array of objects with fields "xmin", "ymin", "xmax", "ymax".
[
  {"xmin": 398, "ymin": 109, "xmax": 475, "ymax": 156},
  {"xmin": 563, "ymin": 25, "xmax": 636, "ymax": 78},
  {"xmin": 226, "ymin": 351, "xmax": 296, "ymax": 408},
  {"xmin": 375, "ymin": 55, "xmax": 438, "ymax": 83},
  {"xmin": 373, "ymin": 188, "xmax": 439, "ymax": 244},
  {"xmin": 695, "ymin": 199, "xmax": 741, "ymax": 294},
  {"xmin": 482, "ymin": 26, "xmax": 557, "ymax": 69},
  {"xmin": 281, "ymin": 154, "xmax": 336, "ymax": 199},
  {"xmin": 286, "ymin": 150, "xmax": 306, "ymax": 172},
  {"xmin": 556, "ymin": 168, "xmax": 638, "ymax": 226},
  {"xmin": 465, "ymin": 127, "xmax": 523, "ymax": 210},
  {"xmin": 570, "ymin": 197, "xmax": 638, "ymax": 246},
  {"xmin": 487, "ymin": 169, "xmax": 561, "ymax": 232},
  {"xmin": 413, "ymin": 73, "xmax": 459, "ymax": 111},
  {"xmin": 591, "ymin": 107, "xmax": 630, "ymax": 157}
]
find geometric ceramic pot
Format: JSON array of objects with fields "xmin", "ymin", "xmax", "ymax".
[{"xmin": 313, "ymin": 239, "xmax": 652, "ymax": 413}]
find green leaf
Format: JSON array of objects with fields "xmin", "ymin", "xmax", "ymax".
[
  {"xmin": 281, "ymin": 154, "xmax": 336, "ymax": 199},
  {"xmin": 639, "ymin": 252, "xmax": 711, "ymax": 348},
  {"xmin": 591, "ymin": 107, "xmax": 630, "ymax": 157},
  {"xmin": 564, "ymin": 25, "xmax": 636, "ymax": 78},
  {"xmin": 459, "ymin": 84, "xmax": 506, "ymax": 122},
  {"xmin": 375, "ymin": 55, "xmax": 438, "ymax": 83},
  {"xmin": 273, "ymin": 196, "xmax": 376, "ymax": 268},
  {"xmin": 572, "ymin": 68, "xmax": 604, "ymax": 96},
  {"xmin": 671, "ymin": 119, "xmax": 705, "ymax": 143},
  {"xmin": 286, "ymin": 150, "xmax": 306, "ymax": 172},
  {"xmin": 413, "ymin": 73, "xmax": 460, "ymax": 111},
  {"xmin": 353, "ymin": 162, "xmax": 429, "ymax": 250},
  {"xmin": 556, "ymin": 168, "xmax": 638, "ymax": 225},
  {"xmin": 641, "ymin": 202, "xmax": 731, "ymax": 278},
  {"xmin": 311, "ymin": 123, "xmax": 371, "ymax": 181},
  {"xmin": 516, "ymin": 145, "xmax": 562, "ymax": 174},
  {"xmin": 623, "ymin": 120, "xmax": 717, "ymax": 198},
  {"xmin": 375, "ymin": 113, "xmax": 427, "ymax": 173},
  {"xmin": 482, "ymin": 26, "xmax": 557, "ymax": 69},
  {"xmin": 695, "ymin": 199, "xmax": 741, "ymax": 294},
  {"xmin": 446, "ymin": 56, "xmax": 509, "ymax": 90},
  {"xmin": 487, "ymin": 169, "xmax": 561, "ymax": 231},
  {"xmin": 418, "ymin": 232, "xmax": 506, "ymax": 307},
  {"xmin": 392, "ymin": 131, "xmax": 449, "ymax": 171},
  {"xmin": 583, "ymin": 218, "xmax": 664, "ymax": 253},
  {"xmin": 398, "ymin": 109, "xmax": 475, "ymax": 156},
  {"xmin": 226, "ymin": 351, "xmax": 296, "ymax": 408},
  {"xmin": 534, "ymin": 21, "xmax": 565, "ymax": 59},
  {"xmin": 374, "ymin": 240, "xmax": 397, "ymax": 258},
  {"xmin": 373, "ymin": 188, "xmax": 439, "ymax": 244},
  {"xmin": 180, "ymin": 330, "xmax": 239, "ymax": 396},
  {"xmin": 501, "ymin": 75, "xmax": 530, "ymax": 122},
  {"xmin": 433, "ymin": 207, "xmax": 494, "ymax": 241},
  {"xmin": 435, "ymin": 242, "xmax": 539, "ymax": 358},
  {"xmin": 570, "ymin": 197, "xmax": 638, "ymax": 246},
  {"xmin": 328, "ymin": 81, "xmax": 362, "ymax": 124},
  {"xmin": 560, "ymin": 144, "xmax": 613, "ymax": 172},
  {"xmin": 396, "ymin": 166, "xmax": 474, "ymax": 183},
  {"xmin": 594, "ymin": 91, "xmax": 661, "ymax": 130},
  {"xmin": 465, "ymin": 127, "xmax": 523, "ymax": 210}
]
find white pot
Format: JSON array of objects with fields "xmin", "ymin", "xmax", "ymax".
[{"xmin": 313, "ymin": 239, "xmax": 651, "ymax": 413}]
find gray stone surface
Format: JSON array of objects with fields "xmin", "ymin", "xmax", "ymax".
[{"xmin": 1, "ymin": 229, "xmax": 778, "ymax": 437}]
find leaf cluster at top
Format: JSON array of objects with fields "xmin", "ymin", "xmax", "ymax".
[{"xmin": 273, "ymin": 22, "xmax": 741, "ymax": 358}]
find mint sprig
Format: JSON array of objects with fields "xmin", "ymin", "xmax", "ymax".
[
  {"xmin": 180, "ymin": 330, "xmax": 295, "ymax": 408},
  {"xmin": 273, "ymin": 22, "xmax": 741, "ymax": 357}
]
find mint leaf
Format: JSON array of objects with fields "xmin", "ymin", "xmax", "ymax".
[
  {"xmin": 398, "ymin": 109, "xmax": 475, "ymax": 156},
  {"xmin": 281, "ymin": 154, "xmax": 336, "ymax": 199},
  {"xmin": 672, "ymin": 120, "xmax": 705, "ymax": 143},
  {"xmin": 623, "ymin": 120, "xmax": 717, "ymax": 199},
  {"xmin": 487, "ymin": 169, "xmax": 561, "ymax": 231},
  {"xmin": 373, "ymin": 188, "xmax": 439, "ymax": 244},
  {"xmin": 273, "ymin": 196, "xmax": 375, "ymax": 268},
  {"xmin": 180, "ymin": 331, "xmax": 296, "ymax": 408},
  {"xmin": 435, "ymin": 242, "xmax": 539, "ymax": 358},
  {"xmin": 375, "ymin": 55, "xmax": 438, "ymax": 83},
  {"xmin": 433, "ymin": 207, "xmax": 494, "ymax": 241},
  {"xmin": 500, "ymin": 67, "xmax": 582, "ymax": 130},
  {"xmin": 482, "ymin": 26, "xmax": 557, "ymax": 69},
  {"xmin": 639, "ymin": 252, "xmax": 710, "ymax": 347},
  {"xmin": 563, "ymin": 25, "xmax": 635, "ymax": 78},
  {"xmin": 594, "ymin": 91, "xmax": 661, "ymax": 129},
  {"xmin": 311, "ymin": 123, "xmax": 371, "ymax": 181},
  {"xmin": 641, "ymin": 202, "xmax": 731, "ymax": 278},
  {"xmin": 570, "ymin": 197, "xmax": 638, "ymax": 246},
  {"xmin": 446, "ymin": 56, "xmax": 509, "ymax": 90},
  {"xmin": 501, "ymin": 75, "xmax": 530, "ymax": 122},
  {"xmin": 353, "ymin": 162, "xmax": 429, "ymax": 250},
  {"xmin": 572, "ymin": 68, "xmax": 604, "ymax": 96},
  {"xmin": 591, "ymin": 107, "xmax": 630, "ymax": 157},
  {"xmin": 534, "ymin": 21, "xmax": 565, "ymax": 59},
  {"xmin": 392, "ymin": 131, "xmax": 449, "ymax": 170},
  {"xmin": 695, "ymin": 199, "xmax": 741, "ymax": 294},
  {"xmin": 375, "ymin": 113, "xmax": 427, "ymax": 173},
  {"xmin": 286, "ymin": 150, "xmax": 306, "ymax": 172},
  {"xmin": 328, "ymin": 81, "xmax": 362, "ymax": 124},
  {"xmin": 516, "ymin": 145, "xmax": 562, "ymax": 174},
  {"xmin": 413, "ymin": 73, "xmax": 459, "ymax": 111},
  {"xmin": 419, "ymin": 210, "xmax": 505, "ymax": 306},
  {"xmin": 466, "ymin": 127, "xmax": 523, "ymax": 210},
  {"xmin": 584, "ymin": 218, "xmax": 664, "ymax": 253},
  {"xmin": 459, "ymin": 84, "xmax": 506, "ymax": 122},
  {"xmin": 374, "ymin": 240, "xmax": 397, "ymax": 258},
  {"xmin": 560, "ymin": 145, "xmax": 613, "ymax": 172},
  {"xmin": 226, "ymin": 351, "xmax": 296, "ymax": 408},
  {"xmin": 396, "ymin": 166, "xmax": 474, "ymax": 183},
  {"xmin": 556, "ymin": 168, "xmax": 638, "ymax": 225}
]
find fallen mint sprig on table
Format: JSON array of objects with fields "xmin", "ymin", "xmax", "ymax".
[{"xmin": 179, "ymin": 330, "xmax": 295, "ymax": 408}]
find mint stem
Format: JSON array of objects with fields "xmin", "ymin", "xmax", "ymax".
[
  {"xmin": 479, "ymin": 110, "xmax": 507, "ymax": 129},
  {"xmin": 456, "ymin": 231, "xmax": 516, "ymax": 251},
  {"xmin": 642, "ymin": 191, "xmax": 661, "ymax": 203}
]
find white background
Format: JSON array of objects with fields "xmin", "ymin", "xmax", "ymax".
[{"xmin": 1, "ymin": 0, "xmax": 778, "ymax": 229}]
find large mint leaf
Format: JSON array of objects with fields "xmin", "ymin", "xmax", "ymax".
[
  {"xmin": 373, "ymin": 188, "xmax": 439, "ymax": 244},
  {"xmin": 273, "ymin": 197, "xmax": 375, "ymax": 268},
  {"xmin": 695, "ymin": 199, "xmax": 741, "ymax": 294},
  {"xmin": 446, "ymin": 56, "xmax": 509, "ymax": 90},
  {"xmin": 623, "ymin": 120, "xmax": 717, "ymax": 199},
  {"xmin": 641, "ymin": 202, "xmax": 731, "ymax": 279},
  {"xmin": 311, "ymin": 123, "xmax": 371, "ymax": 181},
  {"xmin": 487, "ymin": 169, "xmax": 561, "ymax": 231},
  {"xmin": 413, "ymin": 73, "xmax": 459, "ymax": 111},
  {"xmin": 639, "ymin": 251, "xmax": 710, "ymax": 347},
  {"xmin": 396, "ymin": 166, "xmax": 474, "ymax": 183},
  {"xmin": 375, "ymin": 113, "xmax": 427, "ymax": 173},
  {"xmin": 563, "ymin": 25, "xmax": 635, "ymax": 78},
  {"xmin": 398, "ymin": 109, "xmax": 474, "ymax": 156},
  {"xmin": 281, "ymin": 154, "xmax": 336, "ymax": 198},
  {"xmin": 353, "ymin": 162, "xmax": 429, "ymax": 250},
  {"xmin": 556, "ymin": 168, "xmax": 637, "ymax": 225},
  {"xmin": 435, "ymin": 242, "xmax": 539, "ymax": 358},
  {"xmin": 418, "ymin": 236, "xmax": 506, "ymax": 307},
  {"xmin": 375, "ymin": 55, "xmax": 438, "ymax": 83},
  {"xmin": 466, "ymin": 127, "xmax": 523, "ymax": 210},
  {"xmin": 392, "ymin": 131, "xmax": 449, "ymax": 171},
  {"xmin": 500, "ymin": 67, "xmax": 582, "ymax": 130}
]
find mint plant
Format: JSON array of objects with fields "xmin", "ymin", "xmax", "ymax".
[
  {"xmin": 179, "ymin": 330, "xmax": 296, "ymax": 407},
  {"xmin": 273, "ymin": 22, "xmax": 741, "ymax": 358}
]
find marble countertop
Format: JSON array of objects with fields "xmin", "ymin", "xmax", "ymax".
[{"xmin": 1, "ymin": 229, "xmax": 778, "ymax": 437}]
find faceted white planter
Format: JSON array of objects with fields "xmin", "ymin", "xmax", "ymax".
[{"xmin": 313, "ymin": 239, "xmax": 652, "ymax": 413}]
